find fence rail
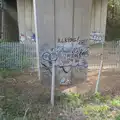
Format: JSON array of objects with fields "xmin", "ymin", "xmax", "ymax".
[
  {"xmin": 89, "ymin": 41, "xmax": 120, "ymax": 69},
  {"xmin": 0, "ymin": 41, "xmax": 120, "ymax": 71},
  {"xmin": 0, "ymin": 42, "xmax": 36, "ymax": 70}
]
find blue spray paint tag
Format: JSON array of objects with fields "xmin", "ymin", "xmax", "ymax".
[{"xmin": 31, "ymin": 33, "xmax": 36, "ymax": 42}]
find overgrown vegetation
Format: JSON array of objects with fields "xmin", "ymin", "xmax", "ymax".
[
  {"xmin": 0, "ymin": 1, "xmax": 120, "ymax": 119},
  {"xmin": 0, "ymin": 48, "xmax": 120, "ymax": 119},
  {"xmin": 0, "ymin": 68, "xmax": 120, "ymax": 120}
]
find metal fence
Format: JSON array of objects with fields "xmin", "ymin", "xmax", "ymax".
[
  {"xmin": 0, "ymin": 41, "xmax": 120, "ymax": 71},
  {"xmin": 88, "ymin": 41, "xmax": 120, "ymax": 69},
  {"xmin": 0, "ymin": 42, "xmax": 36, "ymax": 70}
]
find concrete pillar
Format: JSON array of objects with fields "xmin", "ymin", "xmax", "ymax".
[
  {"xmin": 17, "ymin": 0, "xmax": 25, "ymax": 35},
  {"xmin": 32, "ymin": 0, "xmax": 92, "ymax": 47},
  {"xmin": 32, "ymin": 0, "xmax": 92, "ymax": 86},
  {"xmin": 55, "ymin": 0, "xmax": 73, "ymax": 39},
  {"xmin": 91, "ymin": 0, "xmax": 108, "ymax": 34},
  {"xmin": 16, "ymin": 0, "xmax": 109, "ymax": 88},
  {"xmin": 17, "ymin": 0, "xmax": 34, "ymax": 40},
  {"xmin": 36, "ymin": 0, "xmax": 55, "ymax": 47},
  {"xmin": 17, "ymin": 0, "xmax": 93, "ymax": 43},
  {"xmin": 101, "ymin": 0, "xmax": 108, "ymax": 34}
]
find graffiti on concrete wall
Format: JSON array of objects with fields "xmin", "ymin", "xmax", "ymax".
[
  {"xmin": 41, "ymin": 37, "xmax": 88, "ymax": 68},
  {"xmin": 19, "ymin": 32, "xmax": 36, "ymax": 43},
  {"xmin": 58, "ymin": 37, "xmax": 88, "ymax": 43},
  {"xmin": 40, "ymin": 37, "xmax": 89, "ymax": 85},
  {"xmin": 56, "ymin": 38, "xmax": 88, "ymax": 67},
  {"xmin": 56, "ymin": 37, "xmax": 88, "ymax": 85},
  {"xmin": 90, "ymin": 31, "xmax": 105, "ymax": 43}
]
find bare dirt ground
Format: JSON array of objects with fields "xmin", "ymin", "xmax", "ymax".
[
  {"xmin": 61, "ymin": 69, "xmax": 120, "ymax": 95},
  {"xmin": 0, "ymin": 69, "xmax": 119, "ymax": 120},
  {"xmin": 8, "ymin": 43, "xmax": 118, "ymax": 98},
  {"xmin": 1, "ymin": 69, "xmax": 120, "ymax": 99}
]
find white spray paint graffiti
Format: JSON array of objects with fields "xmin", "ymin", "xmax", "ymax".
[
  {"xmin": 90, "ymin": 31, "xmax": 105, "ymax": 44},
  {"xmin": 41, "ymin": 37, "xmax": 89, "ymax": 85},
  {"xmin": 19, "ymin": 32, "xmax": 36, "ymax": 43}
]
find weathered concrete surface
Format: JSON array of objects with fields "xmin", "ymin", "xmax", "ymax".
[
  {"xmin": 16, "ymin": 0, "xmax": 108, "ymax": 87},
  {"xmin": 17, "ymin": 0, "xmax": 35, "ymax": 38},
  {"xmin": 90, "ymin": 0, "xmax": 108, "ymax": 34},
  {"xmin": 31, "ymin": 0, "xmax": 92, "ymax": 86},
  {"xmin": 17, "ymin": 0, "xmax": 108, "ymax": 41},
  {"xmin": 17, "ymin": 0, "xmax": 93, "ymax": 45}
]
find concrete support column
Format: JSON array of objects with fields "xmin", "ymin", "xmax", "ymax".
[
  {"xmin": 32, "ymin": 0, "xmax": 92, "ymax": 85},
  {"xmin": 17, "ymin": 0, "xmax": 93, "ymax": 43},
  {"xmin": 91, "ymin": 0, "xmax": 108, "ymax": 34},
  {"xmin": 17, "ymin": 0, "xmax": 34, "ymax": 40}
]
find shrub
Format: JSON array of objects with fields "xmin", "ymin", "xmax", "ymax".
[{"xmin": 116, "ymin": 115, "xmax": 120, "ymax": 120}]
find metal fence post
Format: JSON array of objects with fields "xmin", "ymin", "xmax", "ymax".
[
  {"xmin": 51, "ymin": 62, "xmax": 55, "ymax": 106},
  {"xmin": 33, "ymin": 0, "xmax": 41, "ymax": 80}
]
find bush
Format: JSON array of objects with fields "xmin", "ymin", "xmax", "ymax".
[{"xmin": 116, "ymin": 115, "xmax": 120, "ymax": 120}]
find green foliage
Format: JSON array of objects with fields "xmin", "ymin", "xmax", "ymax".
[
  {"xmin": 58, "ymin": 92, "xmax": 82, "ymax": 107},
  {"xmin": 116, "ymin": 115, "xmax": 120, "ymax": 120},
  {"xmin": 108, "ymin": 0, "xmax": 120, "ymax": 27},
  {"xmin": 111, "ymin": 99, "xmax": 120, "ymax": 107},
  {"xmin": 94, "ymin": 92, "xmax": 109, "ymax": 103},
  {"xmin": 0, "ymin": 84, "xmax": 119, "ymax": 120},
  {"xmin": 107, "ymin": 0, "xmax": 120, "ymax": 41},
  {"xmin": 83, "ymin": 104, "xmax": 109, "ymax": 114}
]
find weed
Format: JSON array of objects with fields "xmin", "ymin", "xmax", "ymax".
[
  {"xmin": 116, "ymin": 115, "xmax": 120, "ymax": 120},
  {"xmin": 111, "ymin": 99, "xmax": 120, "ymax": 107}
]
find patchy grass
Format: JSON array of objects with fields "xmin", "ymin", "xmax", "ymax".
[
  {"xmin": 116, "ymin": 115, "xmax": 120, "ymax": 120},
  {"xmin": 0, "ymin": 88, "xmax": 120, "ymax": 120},
  {"xmin": 0, "ymin": 70, "xmax": 120, "ymax": 119}
]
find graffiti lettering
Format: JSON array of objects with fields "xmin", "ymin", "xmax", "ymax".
[
  {"xmin": 41, "ymin": 40, "xmax": 88, "ymax": 69},
  {"xmin": 90, "ymin": 31, "xmax": 105, "ymax": 43},
  {"xmin": 58, "ymin": 37, "xmax": 88, "ymax": 44},
  {"xmin": 40, "ymin": 39, "xmax": 89, "ymax": 76}
]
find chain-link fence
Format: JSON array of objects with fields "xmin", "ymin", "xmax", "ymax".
[
  {"xmin": 0, "ymin": 41, "xmax": 120, "ymax": 71},
  {"xmin": 0, "ymin": 42, "xmax": 36, "ymax": 70},
  {"xmin": 88, "ymin": 41, "xmax": 120, "ymax": 70}
]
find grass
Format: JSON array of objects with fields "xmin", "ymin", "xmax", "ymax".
[
  {"xmin": 0, "ymin": 70, "xmax": 120, "ymax": 120},
  {"xmin": 116, "ymin": 115, "xmax": 120, "ymax": 120}
]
